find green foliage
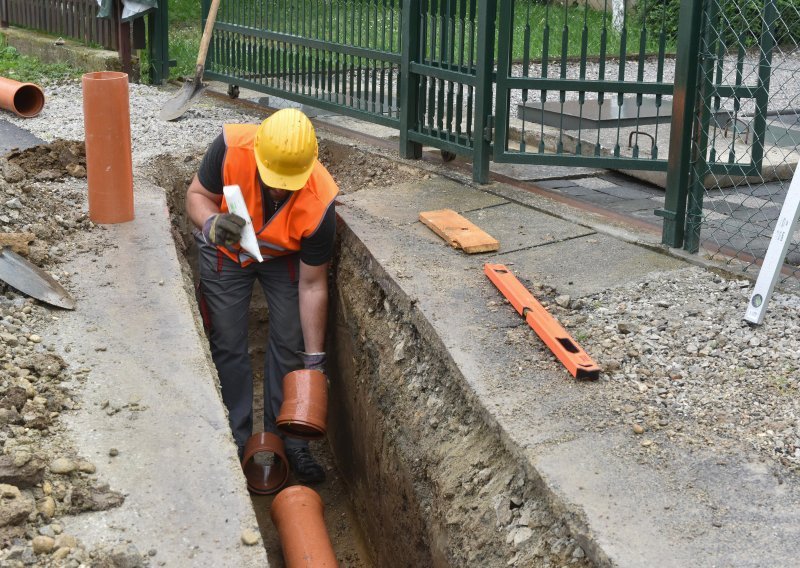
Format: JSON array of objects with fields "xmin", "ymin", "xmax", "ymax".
[
  {"xmin": 170, "ymin": 0, "xmax": 202, "ymax": 25},
  {"xmin": 644, "ymin": 0, "xmax": 800, "ymax": 49},
  {"xmin": 0, "ymin": 38, "xmax": 79, "ymax": 83}
]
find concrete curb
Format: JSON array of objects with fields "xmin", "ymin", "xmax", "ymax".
[
  {"xmin": 1, "ymin": 27, "xmax": 125, "ymax": 75},
  {"xmin": 47, "ymin": 180, "xmax": 267, "ymax": 566}
]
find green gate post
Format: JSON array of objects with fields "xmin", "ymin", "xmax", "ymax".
[
  {"xmin": 472, "ymin": 0, "xmax": 497, "ymax": 183},
  {"xmin": 147, "ymin": 1, "xmax": 171, "ymax": 84},
  {"xmin": 684, "ymin": 0, "xmax": 721, "ymax": 254},
  {"xmin": 749, "ymin": 0, "xmax": 777, "ymax": 172},
  {"xmin": 658, "ymin": 0, "xmax": 705, "ymax": 249},
  {"xmin": 400, "ymin": 0, "xmax": 423, "ymax": 159}
]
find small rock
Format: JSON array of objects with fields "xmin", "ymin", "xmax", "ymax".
[
  {"xmin": 52, "ymin": 547, "xmax": 71, "ymax": 561},
  {"xmin": 640, "ymin": 439, "xmax": 653, "ymax": 447},
  {"xmin": 29, "ymin": 334, "xmax": 41, "ymax": 343},
  {"xmin": 513, "ymin": 527, "xmax": 534, "ymax": 547},
  {"xmin": 572, "ymin": 545, "xmax": 586, "ymax": 559},
  {"xmin": 617, "ymin": 321, "xmax": 638, "ymax": 334},
  {"xmin": 0, "ymin": 484, "xmax": 35, "ymax": 527},
  {"xmin": 50, "ymin": 458, "xmax": 76, "ymax": 475},
  {"xmin": 632, "ymin": 424, "xmax": 645, "ymax": 435},
  {"xmin": 37, "ymin": 496, "xmax": 56, "ymax": 518},
  {"xmin": 109, "ymin": 543, "xmax": 144, "ymax": 568},
  {"xmin": 66, "ymin": 164, "xmax": 87, "ymax": 178},
  {"xmin": 241, "ymin": 528, "xmax": 260, "ymax": 546},
  {"xmin": 77, "ymin": 461, "xmax": 96, "ymax": 474},
  {"xmin": 555, "ymin": 295, "xmax": 571, "ymax": 308},
  {"xmin": 32, "ymin": 535, "xmax": 55, "ymax": 554},
  {"xmin": 109, "ymin": 448, "xmax": 119, "ymax": 457},
  {"xmin": 393, "ymin": 340, "xmax": 405, "ymax": 362},
  {"xmin": 54, "ymin": 534, "xmax": 77, "ymax": 549}
]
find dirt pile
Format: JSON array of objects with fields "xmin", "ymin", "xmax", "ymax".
[
  {"xmin": 0, "ymin": 142, "xmax": 148, "ymax": 567},
  {"xmin": 318, "ymin": 141, "xmax": 418, "ymax": 194},
  {"xmin": 4, "ymin": 140, "xmax": 87, "ymax": 183}
]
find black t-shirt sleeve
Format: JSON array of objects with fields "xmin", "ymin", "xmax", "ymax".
[
  {"xmin": 197, "ymin": 133, "xmax": 226, "ymax": 194},
  {"xmin": 300, "ymin": 202, "xmax": 336, "ymax": 266}
]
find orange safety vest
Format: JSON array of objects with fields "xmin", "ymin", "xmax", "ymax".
[{"xmin": 218, "ymin": 124, "xmax": 339, "ymax": 266}]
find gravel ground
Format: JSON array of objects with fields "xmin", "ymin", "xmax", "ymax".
[
  {"xmin": 529, "ymin": 267, "xmax": 800, "ymax": 474},
  {"xmin": 5, "ymin": 81, "xmax": 254, "ymax": 165}
]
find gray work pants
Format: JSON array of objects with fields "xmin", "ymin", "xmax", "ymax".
[{"xmin": 196, "ymin": 237, "xmax": 307, "ymax": 454}]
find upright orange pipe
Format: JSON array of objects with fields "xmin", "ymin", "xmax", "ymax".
[
  {"xmin": 270, "ymin": 486, "xmax": 338, "ymax": 568},
  {"xmin": 0, "ymin": 76, "xmax": 45, "ymax": 117},
  {"xmin": 82, "ymin": 71, "xmax": 134, "ymax": 224}
]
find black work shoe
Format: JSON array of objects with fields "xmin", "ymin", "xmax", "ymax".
[{"xmin": 285, "ymin": 447, "xmax": 326, "ymax": 484}]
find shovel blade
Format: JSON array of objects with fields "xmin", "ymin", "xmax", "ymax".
[
  {"xmin": 0, "ymin": 248, "xmax": 76, "ymax": 310},
  {"xmin": 158, "ymin": 79, "xmax": 208, "ymax": 121}
]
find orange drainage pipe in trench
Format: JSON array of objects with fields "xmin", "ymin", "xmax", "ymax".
[
  {"xmin": 0, "ymin": 76, "xmax": 45, "ymax": 118},
  {"xmin": 82, "ymin": 71, "xmax": 134, "ymax": 224},
  {"xmin": 271, "ymin": 485, "xmax": 338, "ymax": 568},
  {"xmin": 276, "ymin": 370, "xmax": 328, "ymax": 440},
  {"xmin": 484, "ymin": 263, "xmax": 601, "ymax": 380}
]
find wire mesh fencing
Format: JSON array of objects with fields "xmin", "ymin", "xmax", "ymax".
[{"xmin": 686, "ymin": 0, "xmax": 800, "ymax": 282}]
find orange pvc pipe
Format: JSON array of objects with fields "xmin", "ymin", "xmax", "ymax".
[
  {"xmin": 0, "ymin": 76, "xmax": 45, "ymax": 117},
  {"xmin": 81, "ymin": 71, "xmax": 134, "ymax": 224},
  {"xmin": 270, "ymin": 486, "xmax": 338, "ymax": 568}
]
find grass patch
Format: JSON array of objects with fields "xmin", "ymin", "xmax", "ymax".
[
  {"xmin": 166, "ymin": 0, "xmax": 202, "ymax": 80},
  {"xmin": 0, "ymin": 41, "xmax": 79, "ymax": 83}
]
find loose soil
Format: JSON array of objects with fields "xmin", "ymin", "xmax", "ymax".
[{"xmin": 0, "ymin": 143, "xmax": 148, "ymax": 567}]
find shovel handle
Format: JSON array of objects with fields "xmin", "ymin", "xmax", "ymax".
[{"xmin": 196, "ymin": 0, "xmax": 222, "ymax": 73}]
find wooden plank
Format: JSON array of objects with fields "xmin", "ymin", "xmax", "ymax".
[{"xmin": 419, "ymin": 209, "xmax": 499, "ymax": 253}]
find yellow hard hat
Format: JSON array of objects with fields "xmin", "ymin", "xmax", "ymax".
[{"xmin": 253, "ymin": 109, "xmax": 318, "ymax": 191}]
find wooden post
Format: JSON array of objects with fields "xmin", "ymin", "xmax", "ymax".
[
  {"xmin": 1, "ymin": 0, "xmax": 9, "ymax": 29},
  {"xmin": 116, "ymin": 0, "xmax": 132, "ymax": 76}
]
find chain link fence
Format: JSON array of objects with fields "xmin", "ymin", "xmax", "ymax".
[{"xmin": 688, "ymin": 0, "xmax": 800, "ymax": 282}]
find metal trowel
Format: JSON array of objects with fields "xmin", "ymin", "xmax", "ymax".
[
  {"xmin": 0, "ymin": 247, "xmax": 76, "ymax": 310},
  {"xmin": 158, "ymin": 0, "xmax": 222, "ymax": 121}
]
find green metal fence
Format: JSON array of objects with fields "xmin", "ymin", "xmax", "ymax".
[
  {"xmin": 204, "ymin": 0, "xmax": 403, "ymax": 128},
  {"xmin": 200, "ymin": 0, "xmax": 795, "ymax": 275}
]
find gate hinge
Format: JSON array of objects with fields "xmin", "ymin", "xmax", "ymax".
[{"xmin": 483, "ymin": 115, "xmax": 494, "ymax": 142}]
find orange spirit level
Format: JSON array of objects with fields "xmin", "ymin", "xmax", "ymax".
[{"xmin": 484, "ymin": 263, "xmax": 600, "ymax": 380}]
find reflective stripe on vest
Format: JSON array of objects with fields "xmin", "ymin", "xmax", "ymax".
[{"xmin": 218, "ymin": 124, "xmax": 339, "ymax": 267}]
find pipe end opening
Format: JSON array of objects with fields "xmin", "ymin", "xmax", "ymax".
[{"xmin": 13, "ymin": 85, "xmax": 44, "ymax": 118}]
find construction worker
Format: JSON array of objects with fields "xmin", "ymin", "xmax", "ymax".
[{"xmin": 186, "ymin": 109, "xmax": 337, "ymax": 484}]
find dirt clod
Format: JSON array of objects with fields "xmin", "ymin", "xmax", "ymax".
[{"xmin": 4, "ymin": 139, "xmax": 86, "ymax": 181}]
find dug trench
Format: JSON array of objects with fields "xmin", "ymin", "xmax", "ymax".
[{"xmin": 153, "ymin": 137, "xmax": 592, "ymax": 568}]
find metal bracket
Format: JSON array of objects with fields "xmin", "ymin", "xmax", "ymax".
[
  {"xmin": 483, "ymin": 115, "xmax": 494, "ymax": 142},
  {"xmin": 654, "ymin": 208, "xmax": 677, "ymax": 220}
]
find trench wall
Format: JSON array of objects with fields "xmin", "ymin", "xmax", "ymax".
[{"xmin": 329, "ymin": 223, "xmax": 593, "ymax": 568}]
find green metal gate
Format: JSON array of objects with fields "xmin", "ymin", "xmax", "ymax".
[{"xmin": 493, "ymin": 1, "xmax": 675, "ymax": 175}]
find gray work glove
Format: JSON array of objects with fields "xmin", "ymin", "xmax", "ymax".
[
  {"xmin": 300, "ymin": 351, "xmax": 327, "ymax": 373},
  {"xmin": 202, "ymin": 213, "xmax": 246, "ymax": 247}
]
